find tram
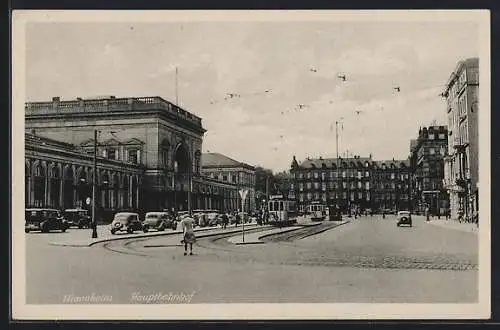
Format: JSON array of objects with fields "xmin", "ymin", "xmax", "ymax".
[
  {"xmin": 307, "ymin": 201, "xmax": 327, "ymax": 221},
  {"xmin": 267, "ymin": 195, "xmax": 298, "ymax": 227}
]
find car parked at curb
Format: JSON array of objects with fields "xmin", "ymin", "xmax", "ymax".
[
  {"xmin": 110, "ymin": 212, "xmax": 143, "ymax": 234},
  {"xmin": 142, "ymin": 212, "xmax": 177, "ymax": 232},
  {"xmin": 396, "ymin": 211, "xmax": 412, "ymax": 227},
  {"xmin": 63, "ymin": 208, "xmax": 91, "ymax": 229},
  {"xmin": 25, "ymin": 208, "xmax": 69, "ymax": 233}
]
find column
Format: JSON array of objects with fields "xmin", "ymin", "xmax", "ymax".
[{"xmin": 129, "ymin": 176, "xmax": 133, "ymax": 209}]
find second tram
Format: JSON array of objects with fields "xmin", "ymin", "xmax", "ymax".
[{"xmin": 308, "ymin": 201, "xmax": 327, "ymax": 221}]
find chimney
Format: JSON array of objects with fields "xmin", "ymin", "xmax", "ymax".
[
  {"xmin": 76, "ymin": 97, "xmax": 83, "ymax": 101},
  {"xmin": 52, "ymin": 97, "xmax": 60, "ymax": 102}
]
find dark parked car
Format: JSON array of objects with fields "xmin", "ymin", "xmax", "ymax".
[
  {"xmin": 397, "ymin": 211, "xmax": 412, "ymax": 227},
  {"xmin": 25, "ymin": 208, "xmax": 69, "ymax": 233},
  {"xmin": 63, "ymin": 208, "xmax": 91, "ymax": 229},
  {"xmin": 142, "ymin": 212, "xmax": 177, "ymax": 232},
  {"xmin": 110, "ymin": 212, "xmax": 143, "ymax": 234}
]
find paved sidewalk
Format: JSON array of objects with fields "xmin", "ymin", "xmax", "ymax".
[{"xmin": 424, "ymin": 217, "xmax": 479, "ymax": 234}]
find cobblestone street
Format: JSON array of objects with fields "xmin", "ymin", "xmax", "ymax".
[{"xmin": 25, "ymin": 214, "xmax": 478, "ymax": 304}]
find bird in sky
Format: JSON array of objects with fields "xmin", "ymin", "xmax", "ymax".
[
  {"xmin": 337, "ymin": 74, "xmax": 347, "ymax": 81},
  {"xmin": 393, "ymin": 86, "xmax": 401, "ymax": 92},
  {"xmin": 310, "ymin": 68, "xmax": 318, "ymax": 73},
  {"xmin": 297, "ymin": 104, "xmax": 309, "ymax": 110},
  {"xmin": 354, "ymin": 110, "xmax": 364, "ymax": 115}
]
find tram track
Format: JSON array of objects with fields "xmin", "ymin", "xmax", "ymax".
[{"xmin": 260, "ymin": 221, "xmax": 347, "ymax": 242}]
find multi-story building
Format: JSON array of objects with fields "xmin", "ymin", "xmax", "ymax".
[
  {"xmin": 409, "ymin": 126, "xmax": 449, "ymax": 215},
  {"xmin": 25, "ymin": 132, "xmax": 143, "ymax": 222},
  {"xmin": 201, "ymin": 153, "xmax": 256, "ymax": 213},
  {"xmin": 24, "ymin": 95, "xmax": 243, "ymax": 216},
  {"xmin": 441, "ymin": 58, "xmax": 479, "ymax": 221},
  {"xmin": 290, "ymin": 155, "xmax": 411, "ymax": 213}
]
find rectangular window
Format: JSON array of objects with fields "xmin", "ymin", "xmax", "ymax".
[
  {"xmin": 307, "ymin": 172, "xmax": 311, "ymax": 179},
  {"xmin": 306, "ymin": 182, "xmax": 312, "ymax": 189},
  {"xmin": 358, "ymin": 192, "xmax": 362, "ymax": 199},
  {"xmin": 314, "ymin": 182, "xmax": 319, "ymax": 189},
  {"xmin": 342, "ymin": 182, "xmax": 347, "ymax": 189},
  {"xmin": 342, "ymin": 171, "xmax": 346, "ymax": 178},
  {"xmin": 314, "ymin": 172, "xmax": 319, "ymax": 179},
  {"xmin": 299, "ymin": 183, "xmax": 304, "ymax": 191},
  {"xmin": 439, "ymin": 133, "xmax": 445, "ymax": 139},
  {"xmin": 429, "ymin": 133, "xmax": 435, "ymax": 140},
  {"xmin": 298, "ymin": 173, "xmax": 303, "ymax": 179},
  {"xmin": 223, "ymin": 175, "xmax": 228, "ymax": 181},
  {"xmin": 321, "ymin": 172, "xmax": 326, "ymax": 180},
  {"xmin": 365, "ymin": 171, "xmax": 369, "ymax": 177},
  {"xmin": 322, "ymin": 183, "xmax": 326, "ymax": 191},
  {"xmin": 128, "ymin": 149, "xmax": 138, "ymax": 164},
  {"xmin": 391, "ymin": 173, "xmax": 395, "ymax": 180},
  {"xmin": 107, "ymin": 148, "xmax": 116, "ymax": 160},
  {"xmin": 430, "ymin": 148, "xmax": 435, "ymax": 155},
  {"xmin": 357, "ymin": 181, "xmax": 362, "ymax": 188},
  {"xmin": 365, "ymin": 182, "xmax": 370, "ymax": 190}
]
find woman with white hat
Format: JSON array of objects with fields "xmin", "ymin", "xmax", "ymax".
[{"xmin": 180, "ymin": 212, "xmax": 196, "ymax": 256}]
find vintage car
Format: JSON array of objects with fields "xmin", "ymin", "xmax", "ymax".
[
  {"xmin": 25, "ymin": 208, "xmax": 69, "ymax": 233},
  {"xmin": 193, "ymin": 210, "xmax": 208, "ymax": 227},
  {"xmin": 206, "ymin": 211, "xmax": 220, "ymax": 226},
  {"xmin": 63, "ymin": 208, "xmax": 91, "ymax": 229},
  {"xmin": 110, "ymin": 212, "xmax": 143, "ymax": 234},
  {"xmin": 396, "ymin": 211, "xmax": 412, "ymax": 227},
  {"xmin": 142, "ymin": 212, "xmax": 177, "ymax": 232}
]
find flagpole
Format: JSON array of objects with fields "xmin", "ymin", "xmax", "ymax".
[{"xmin": 175, "ymin": 66, "xmax": 179, "ymax": 106}]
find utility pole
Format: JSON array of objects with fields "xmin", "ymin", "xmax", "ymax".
[{"xmin": 91, "ymin": 129, "xmax": 98, "ymax": 238}]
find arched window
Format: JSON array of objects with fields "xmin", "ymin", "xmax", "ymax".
[
  {"xmin": 25, "ymin": 162, "xmax": 30, "ymax": 206},
  {"xmin": 112, "ymin": 173, "xmax": 119, "ymax": 209},
  {"xmin": 63, "ymin": 166, "xmax": 74, "ymax": 209},
  {"xmin": 102, "ymin": 172, "xmax": 110, "ymax": 209},
  {"xmin": 49, "ymin": 164, "xmax": 61, "ymax": 208},
  {"xmin": 131, "ymin": 176, "xmax": 138, "ymax": 210},
  {"xmin": 122, "ymin": 175, "xmax": 130, "ymax": 209},
  {"xmin": 33, "ymin": 161, "xmax": 46, "ymax": 207}
]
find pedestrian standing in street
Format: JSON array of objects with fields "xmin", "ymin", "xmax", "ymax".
[
  {"xmin": 180, "ymin": 213, "xmax": 196, "ymax": 256},
  {"xmin": 221, "ymin": 213, "xmax": 228, "ymax": 229},
  {"xmin": 425, "ymin": 207, "xmax": 430, "ymax": 222}
]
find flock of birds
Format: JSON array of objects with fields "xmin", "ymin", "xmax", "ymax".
[{"xmin": 203, "ymin": 65, "xmax": 447, "ymax": 152}]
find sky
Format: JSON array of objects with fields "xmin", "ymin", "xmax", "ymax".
[{"xmin": 24, "ymin": 16, "xmax": 480, "ymax": 172}]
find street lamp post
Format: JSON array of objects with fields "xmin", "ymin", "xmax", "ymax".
[{"xmin": 91, "ymin": 129, "xmax": 98, "ymax": 238}]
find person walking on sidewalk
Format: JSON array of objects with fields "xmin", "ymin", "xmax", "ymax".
[{"xmin": 180, "ymin": 213, "xmax": 196, "ymax": 256}]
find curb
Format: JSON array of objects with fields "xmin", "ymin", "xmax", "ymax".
[
  {"xmin": 49, "ymin": 224, "xmax": 265, "ymax": 247},
  {"xmin": 425, "ymin": 220, "xmax": 479, "ymax": 235}
]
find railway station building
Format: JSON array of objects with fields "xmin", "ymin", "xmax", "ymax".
[{"xmin": 24, "ymin": 95, "xmax": 253, "ymax": 220}]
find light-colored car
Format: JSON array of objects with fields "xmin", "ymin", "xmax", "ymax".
[
  {"xmin": 142, "ymin": 212, "xmax": 177, "ymax": 232},
  {"xmin": 396, "ymin": 211, "xmax": 412, "ymax": 227},
  {"xmin": 110, "ymin": 212, "xmax": 142, "ymax": 234}
]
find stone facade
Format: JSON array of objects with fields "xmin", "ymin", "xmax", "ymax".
[
  {"xmin": 201, "ymin": 153, "xmax": 256, "ymax": 213},
  {"xmin": 409, "ymin": 126, "xmax": 449, "ymax": 215},
  {"xmin": 290, "ymin": 155, "xmax": 411, "ymax": 213},
  {"xmin": 24, "ymin": 96, "xmax": 243, "ymax": 215},
  {"xmin": 441, "ymin": 58, "xmax": 479, "ymax": 221},
  {"xmin": 25, "ymin": 133, "xmax": 143, "ymax": 222}
]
